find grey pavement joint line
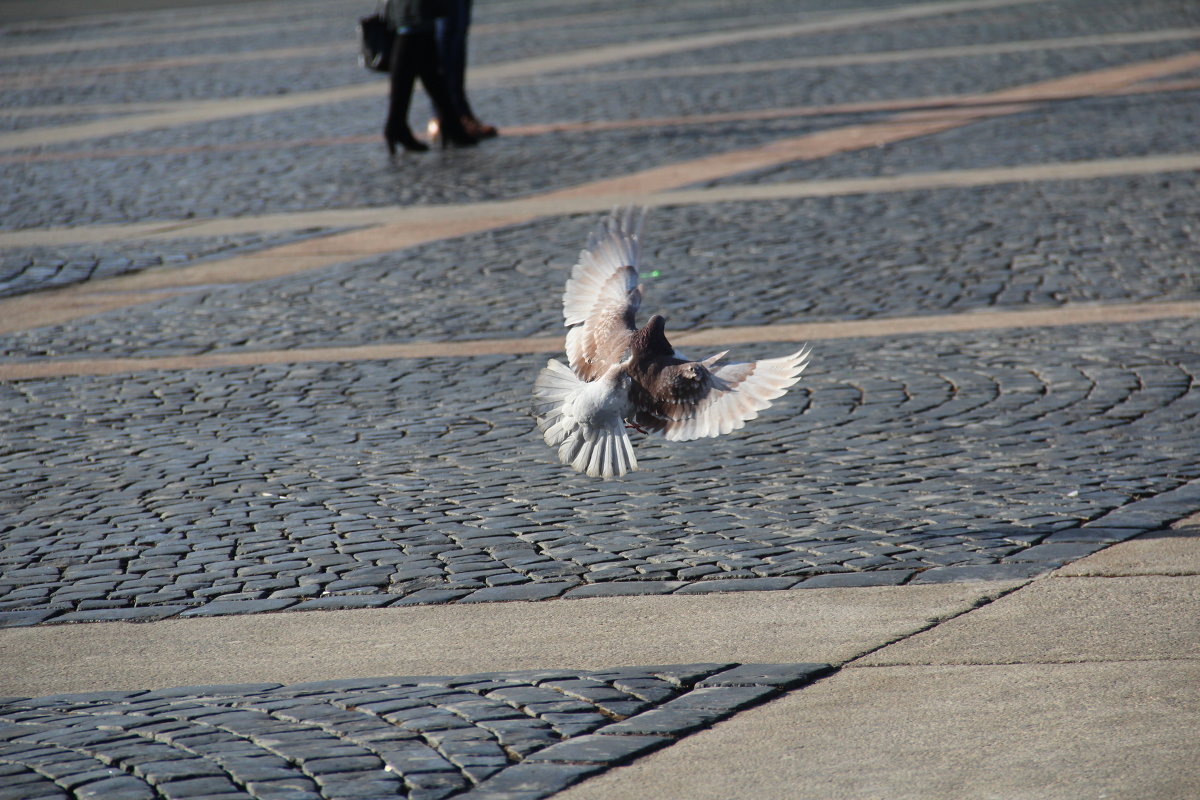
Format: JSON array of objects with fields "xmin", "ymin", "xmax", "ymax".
[
  {"xmin": 4, "ymin": 152, "xmax": 1199, "ymax": 249},
  {"xmin": 0, "ymin": 300, "xmax": 1196, "ymax": 380},
  {"xmin": 840, "ymin": 580, "xmax": 1035, "ymax": 668},
  {"xmin": 0, "ymin": 0, "xmax": 1045, "ymax": 151}
]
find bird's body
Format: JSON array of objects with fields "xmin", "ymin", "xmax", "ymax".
[
  {"xmin": 532, "ymin": 360, "xmax": 636, "ymax": 478},
  {"xmin": 533, "ymin": 206, "xmax": 812, "ymax": 478}
]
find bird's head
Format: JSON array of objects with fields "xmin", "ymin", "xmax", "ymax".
[{"xmin": 631, "ymin": 314, "xmax": 673, "ymax": 357}]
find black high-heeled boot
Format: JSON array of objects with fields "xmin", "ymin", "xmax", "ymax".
[
  {"xmin": 384, "ymin": 31, "xmax": 430, "ymax": 155},
  {"xmin": 384, "ymin": 122, "xmax": 429, "ymax": 155}
]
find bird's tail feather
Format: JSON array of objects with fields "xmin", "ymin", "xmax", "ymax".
[
  {"xmin": 532, "ymin": 360, "xmax": 637, "ymax": 478},
  {"xmin": 532, "ymin": 359, "xmax": 582, "ymax": 446},
  {"xmin": 557, "ymin": 423, "xmax": 637, "ymax": 479}
]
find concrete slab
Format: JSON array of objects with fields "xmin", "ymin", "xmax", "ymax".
[
  {"xmin": 1054, "ymin": 514, "xmax": 1200, "ymax": 577},
  {"xmin": 1053, "ymin": 528, "xmax": 1200, "ymax": 577},
  {"xmin": 556, "ymin": 660, "xmax": 1200, "ymax": 800},
  {"xmin": 859, "ymin": 575, "xmax": 1200, "ymax": 665},
  {"xmin": 0, "ymin": 582, "xmax": 1017, "ymax": 696}
]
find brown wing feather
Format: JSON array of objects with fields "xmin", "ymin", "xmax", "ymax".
[
  {"xmin": 660, "ymin": 347, "xmax": 812, "ymax": 441},
  {"xmin": 565, "ymin": 267, "xmax": 640, "ymax": 381}
]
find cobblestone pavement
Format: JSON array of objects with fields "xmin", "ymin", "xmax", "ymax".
[
  {"xmin": 2, "ymin": 0, "xmax": 1199, "ymax": 797},
  {"xmin": 2, "ymin": 320, "xmax": 1199, "ymax": 627},
  {"xmin": 0, "ymin": 663, "xmax": 827, "ymax": 800}
]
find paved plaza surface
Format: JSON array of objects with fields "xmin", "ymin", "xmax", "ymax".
[{"xmin": 1, "ymin": 0, "xmax": 1199, "ymax": 797}]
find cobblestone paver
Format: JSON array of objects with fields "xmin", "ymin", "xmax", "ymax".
[
  {"xmin": 0, "ymin": 663, "xmax": 827, "ymax": 800},
  {"xmin": 0, "ymin": 230, "xmax": 345, "ymax": 299}
]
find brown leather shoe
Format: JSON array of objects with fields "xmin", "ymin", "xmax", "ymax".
[{"xmin": 462, "ymin": 116, "xmax": 498, "ymax": 139}]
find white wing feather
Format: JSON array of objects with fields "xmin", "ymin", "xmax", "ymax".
[
  {"xmin": 562, "ymin": 205, "xmax": 644, "ymax": 326},
  {"xmin": 562, "ymin": 207, "xmax": 646, "ymax": 380}
]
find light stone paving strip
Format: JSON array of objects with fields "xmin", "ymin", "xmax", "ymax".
[
  {"xmin": 1, "ymin": 300, "xmax": 1197, "ymax": 380},
  {"xmin": 9, "ymin": 72, "xmax": 1196, "ymax": 148},
  {"xmin": 6, "ymin": 78, "xmax": 1198, "ymax": 169},
  {"xmin": 5, "ymin": 151, "xmax": 1199, "ymax": 248},
  {"xmin": 9, "ymin": 174, "xmax": 1195, "ymax": 358},
  {"xmin": 543, "ymin": 49, "xmax": 1200, "ymax": 199},
  {"xmin": 556, "ymin": 526, "xmax": 1200, "ymax": 800},
  {"xmin": 501, "ymin": 77, "xmax": 1200, "ymax": 136},
  {"xmin": 0, "ymin": 229, "xmax": 345, "ymax": 300},
  {"xmin": 0, "ymin": 584, "xmax": 1016, "ymax": 697},
  {"xmin": 0, "ymin": 44, "xmax": 349, "ymax": 89},
  {"xmin": 0, "ymin": 7, "xmax": 644, "ymax": 89},
  {"xmin": 0, "ymin": 18, "xmax": 339, "ymax": 58}
]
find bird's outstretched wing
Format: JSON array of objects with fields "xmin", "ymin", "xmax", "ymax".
[
  {"xmin": 656, "ymin": 347, "xmax": 813, "ymax": 442},
  {"xmin": 563, "ymin": 206, "xmax": 646, "ymax": 381}
]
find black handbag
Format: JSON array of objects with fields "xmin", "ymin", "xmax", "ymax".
[{"xmin": 359, "ymin": 12, "xmax": 392, "ymax": 73}]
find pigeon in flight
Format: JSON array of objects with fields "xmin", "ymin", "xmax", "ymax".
[{"xmin": 532, "ymin": 206, "xmax": 812, "ymax": 478}]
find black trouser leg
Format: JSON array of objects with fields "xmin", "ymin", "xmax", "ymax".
[
  {"xmin": 436, "ymin": 0, "xmax": 473, "ymax": 121},
  {"xmin": 409, "ymin": 29, "xmax": 476, "ymax": 145},
  {"xmin": 383, "ymin": 32, "xmax": 428, "ymax": 153}
]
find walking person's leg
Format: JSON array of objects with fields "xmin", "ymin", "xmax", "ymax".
[{"xmin": 384, "ymin": 31, "xmax": 430, "ymax": 154}]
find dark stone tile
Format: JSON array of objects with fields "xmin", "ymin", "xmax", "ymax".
[
  {"xmin": 796, "ymin": 571, "xmax": 914, "ymax": 588},
  {"xmin": 288, "ymin": 595, "xmax": 397, "ymax": 611},
  {"xmin": 48, "ymin": 606, "xmax": 190, "ymax": 624},
  {"xmin": 178, "ymin": 599, "xmax": 296, "ymax": 617},
  {"xmin": 563, "ymin": 581, "xmax": 687, "ymax": 599},
  {"xmin": 658, "ymin": 685, "xmax": 778, "ymax": 713},
  {"xmin": 598, "ymin": 706, "xmax": 727, "ymax": 736},
  {"xmin": 466, "ymin": 762, "xmax": 605, "ymax": 797},
  {"xmin": 0, "ymin": 610, "xmax": 59, "ymax": 627},
  {"xmin": 458, "ymin": 583, "xmax": 575, "ymax": 604},
  {"xmin": 698, "ymin": 663, "xmax": 831, "ymax": 689},
  {"xmin": 1002, "ymin": 542, "xmax": 1110, "ymax": 563},
  {"xmin": 524, "ymin": 733, "xmax": 670, "ymax": 764},
  {"xmin": 673, "ymin": 577, "xmax": 801, "ymax": 594}
]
